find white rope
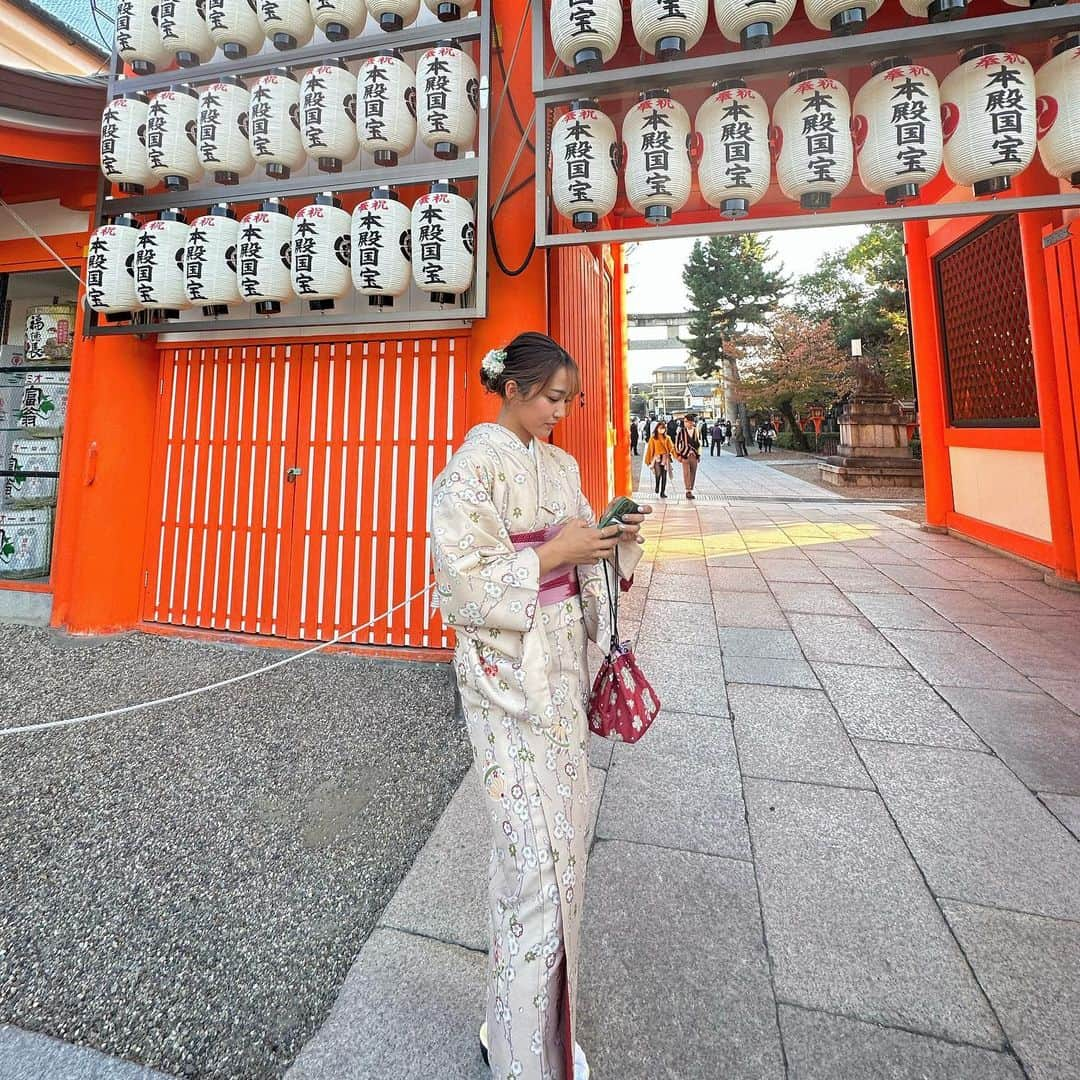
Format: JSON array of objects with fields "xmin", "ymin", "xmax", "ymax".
[
  {"xmin": 0, "ymin": 581, "xmax": 435, "ymax": 737},
  {"xmin": 0, "ymin": 198, "xmax": 86, "ymax": 288}
]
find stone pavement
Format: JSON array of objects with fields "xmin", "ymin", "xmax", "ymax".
[{"xmin": 287, "ymin": 449, "xmax": 1080, "ymax": 1080}]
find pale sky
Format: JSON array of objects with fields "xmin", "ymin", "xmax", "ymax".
[{"xmin": 625, "ymin": 225, "xmax": 866, "ymax": 384}]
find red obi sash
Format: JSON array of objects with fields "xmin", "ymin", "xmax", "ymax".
[{"xmin": 510, "ymin": 526, "xmax": 580, "ymax": 607}]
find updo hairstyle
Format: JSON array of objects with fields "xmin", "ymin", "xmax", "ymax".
[{"xmin": 479, "ymin": 331, "xmax": 582, "ymax": 400}]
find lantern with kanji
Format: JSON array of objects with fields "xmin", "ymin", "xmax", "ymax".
[
  {"xmin": 198, "ymin": 77, "xmax": 254, "ymax": 185},
  {"xmin": 940, "ymin": 44, "xmax": 1037, "ymax": 196},
  {"xmin": 311, "ymin": 0, "xmax": 366, "ymax": 39},
  {"xmin": 550, "ymin": 99, "xmax": 619, "ymax": 231},
  {"xmin": 622, "ymin": 89, "xmax": 692, "ymax": 224},
  {"xmin": 853, "ymin": 58, "xmax": 942, "ymax": 205},
  {"xmin": 357, "ymin": 51, "xmax": 417, "ymax": 167},
  {"xmin": 899, "ymin": 0, "xmax": 967, "ymax": 22},
  {"xmin": 696, "ymin": 79, "xmax": 770, "ymax": 218},
  {"xmin": 773, "ymin": 69, "xmax": 853, "ymax": 209},
  {"xmin": 185, "ymin": 204, "xmax": 242, "ymax": 316},
  {"xmin": 803, "ymin": 0, "xmax": 882, "ymax": 35},
  {"xmin": 423, "ymin": 0, "xmax": 476, "ymax": 20},
  {"xmin": 249, "ymin": 67, "xmax": 307, "ymax": 178},
  {"xmin": 417, "ymin": 41, "xmax": 478, "ymax": 160},
  {"xmin": 301, "ymin": 59, "xmax": 359, "ymax": 173},
  {"xmin": 1036, "ymin": 34, "xmax": 1080, "ymax": 188},
  {"xmin": 237, "ymin": 199, "xmax": 295, "ymax": 314},
  {"xmin": 549, "ymin": 0, "xmax": 623, "ymax": 73},
  {"xmin": 157, "ymin": 0, "xmax": 215, "ymax": 66},
  {"xmin": 352, "ymin": 187, "xmax": 412, "ymax": 306},
  {"xmin": 631, "ymin": 0, "xmax": 707, "ymax": 59},
  {"xmin": 412, "ymin": 181, "xmax": 475, "ymax": 304},
  {"xmin": 86, "ymin": 216, "xmax": 141, "ymax": 321},
  {"xmin": 368, "ymin": 0, "xmax": 420, "ymax": 31},
  {"xmin": 135, "ymin": 210, "xmax": 190, "ymax": 317},
  {"xmin": 713, "ymin": 0, "xmax": 794, "ymax": 49},
  {"xmin": 206, "ymin": 0, "xmax": 264, "ymax": 59},
  {"xmin": 146, "ymin": 85, "xmax": 204, "ymax": 191},
  {"xmin": 115, "ymin": 0, "xmax": 169, "ymax": 74},
  {"xmin": 100, "ymin": 92, "xmax": 154, "ymax": 195},
  {"xmin": 259, "ymin": 0, "xmax": 314, "ymax": 49},
  {"xmin": 291, "ymin": 193, "xmax": 352, "ymax": 310},
  {"xmin": 1003, "ymin": 0, "xmax": 1068, "ymax": 8}
]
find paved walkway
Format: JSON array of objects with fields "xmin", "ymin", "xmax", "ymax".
[{"xmin": 285, "ymin": 450, "xmax": 1080, "ymax": 1080}]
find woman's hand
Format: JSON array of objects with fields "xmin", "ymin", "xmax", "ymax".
[
  {"xmin": 538, "ymin": 519, "xmax": 621, "ymax": 573},
  {"xmin": 599, "ymin": 500, "xmax": 653, "ymax": 546}
]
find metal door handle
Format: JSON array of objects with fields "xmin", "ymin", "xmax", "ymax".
[{"xmin": 286, "ymin": 467, "xmax": 303, "ymax": 482}]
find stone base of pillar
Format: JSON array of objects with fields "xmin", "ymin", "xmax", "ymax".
[{"xmin": 818, "ymin": 459, "xmax": 925, "ymax": 487}]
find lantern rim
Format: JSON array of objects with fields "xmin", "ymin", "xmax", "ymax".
[
  {"xmin": 870, "ymin": 55, "xmax": 912, "ymax": 75},
  {"xmin": 789, "ymin": 68, "xmax": 826, "ymax": 85},
  {"xmin": 379, "ymin": 12, "xmax": 404, "ymax": 30},
  {"xmin": 121, "ymin": 90, "xmax": 150, "ymax": 103},
  {"xmin": 436, "ymin": 1, "xmax": 462, "ymax": 19},
  {"xmin": 829, "ymin": 7, "xmax": 867, "ymax": 34},
  {"xmin": 266, "ymin": 163, "xmax": 292, "ymax": 179},
  {"xmin": 973, "ymin": 175, "xmax": 1011, "ymax": 196},
  {"xmin": 572, "ymin": 209, "xmax": 600, "ymax": 231},
  {"xmin": 272, "ymin": 32, "xmax": 300, "ymax": 50},
  {"xmin": 1052, "ymin": 32, "xmax": 1080, "ymax": 55},
  {"xmin": 214, "ymin": 170, "xmax": 241, "ymax": 185},
  {"xmin": 373, "ymin": 149, "xmax": 400, "ymax": 166},
  {"xmin": 163, "ymin": 175, "xmax": 191, "ymax": 192},
  {"xmin": 885, "ymin": 182, "xmax": 919, "ymax": 205},
  {"xmin": 202, "ymin": 304, "xmax": 230, "ymax": 316},
  {"xmin": 324, "ymin": 20, "xmax": 351, "ymax": 40},
  {"xmin": 433, "ymin": 141, "xmax": 460, "ymax": 160},
  {"xmin": 314, "ymin": 191, "xmax": 344, "ymax": 208},
  {"xmin": 131, "ymin": 60, "xmax": 156, "ymax": 76},
  {"xmin": 800, "ymin": 192, "xmax": 832, "ymax": 210},
  {"xmin": 260, "ymin": 198, "xmax": 290, "ymax": 215},
  {"xmin": 712, "ymin": 78, "xmax": 747, "ymax": 92},
  {"xmin": 720, "ymin": 197, "xmax": 750, "ymax": 219},
  {"xmin": 318, "ymin": 156, "xmax": 345, "ymax": 173},
  {"xmin": 118, "ymin": 182, "xmax": 146, "ymax": 195},
  {"xmin": 429, "ymin": 292, "xmax": 459, "ymax": 305},
  {"xmin": 639, "ymin": 86, "xmax": 672, "ymax": 101},
  {"xmin": 572, "ymin": 46, "xmax": 604, "ymax": 73},
  {"xmin": 369, "ymin": 185, "xmax": 401, "ymax": 202},
  {"xmin": 269, "ymin": 66, "xmax": 297, "ymax": 80},
  {"xmin": 175, "ymin": 51, "xmax": 202, "ymax": 68},
  {"xmin": 160, "ymin": 208, "xmax": 188, "ymax": 223},
  {"xmin": 256, "ymin": 300, "xmax": 283, "ymax": 314},
  {"xmin": 655, "ymin": 36, "xmax": 687, "ymax": 61},
  {"xmin": 740, "ymin": 22, "xmax": 772, "ymax": 49},
  {"xmin": 309, "ymin": 299, "xmax": 336, "ymax": 310},
  {"xmin": 216, "ymin": 75, "xmax": 248, "ymax": 88},
  {"xmin": 644, "ymin": 204, "xmax": 672, "ymax": 225},
  {"xmin": 222, "ymin": 42, "xmax": 249, "ymax": 60},
  {"xmin": 927, "ymin": 0, "xmax": 966, "ymax": 21},
  {"xmin": 959, "ymin": 42, "xmax": 1005, "ymax": 64},
  {"xmin": 210, "ymin": 203, "xmax": 238, "ymax": 218},
  {"xmin": 169, "ymin": 82, "xmax": 200, "ymax": 98},
  {"xmin": 369, "ymin": 294, "xmax": 395, "ymax": 307},
  {"xmin": 570, "ymin": 97, "xmax": 599, "ymax": 112},
  {"xmin": 429, "ymin": 180, "xmax": 460, "ymax": 195}
]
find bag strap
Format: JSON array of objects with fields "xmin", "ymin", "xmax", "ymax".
[{"xmin": 603, "ymin": 545, "xmax": 620, "ymax": 654}]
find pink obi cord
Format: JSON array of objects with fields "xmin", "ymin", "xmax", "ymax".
[{"xmin": 509, "ymin": 526, "xmax": 580, "ymax": 607}]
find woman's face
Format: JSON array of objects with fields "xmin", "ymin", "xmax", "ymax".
[
  {"xmin": 656, "ymin": 422, "xmax": 666, "ymax": 436},
  {"xmin": 505, "ymin": 365, "xmax": 573, "ymax": 441}
]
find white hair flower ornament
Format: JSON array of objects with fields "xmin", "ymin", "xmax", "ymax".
[{"xmin": 481, "ymin": 348, "xmax": 507, "ymax": 377}]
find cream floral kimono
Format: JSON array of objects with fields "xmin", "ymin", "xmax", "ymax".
[{"xmin": 431, "ymin": 422, "xmax": 641, "ymax": 1080}]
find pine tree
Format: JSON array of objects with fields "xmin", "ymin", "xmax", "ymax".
[{"xmin": 681, "ymin": 235, "xmax": 790, "ymax": 378}]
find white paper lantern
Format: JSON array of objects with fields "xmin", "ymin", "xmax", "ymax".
[
  {"xmin": 100, "ymin": 92, "xmax": 154, "ymax": 195},
  {"xmin": 1036, "ymin": 34, "xmax": 1080, "ymax": 189},
  {"xmin": 423, "ymin": 0, "xmax": 475, "ymax": 20},
  {"xmin": 417, "ymin": 42, "xmax": 478, "ymax": 160},
  {"xmin": 368, "ymin": 0, "xmax": 420, "ymax": 32},
  {"xmin": 358, "ymin": 50, "xmax": 417, "ymax": 166},
  {"xmin": 206, "ymin": 0, "xmax": 264, "ymax": 58},
  {"xmin": 1004, "ymin": 0, "xmax": 1068, "ymax": 7},
  {"xmin": 249, "ymin": 67, "xmax": 307, "ymax": 178},
  {"xmin": 237, "ymin": 199, "xmax": 295, "ymax": 314},
  {"xmin": 773, "ymin": 68, "xmax": 853, "ymax": 209},
  {"xmin": 157, "ymin": 0, "xmax": 215, "ymax": 66},
  {"xmin": 412, "ymin": 183, "xmax": 474, "ymax": 304},
  {"xmin": 259, "ymin": 0, "xmax": 314, "ymax": 49},
  {"xmin": 197, "ymin": 77, "xmax": 254, "ymax": 185},
  {"xmin": 899, "ymin": 0, "xmax": 967, "ymax": 21},
  {"xmin": 696, "ymin": 79, "xmax": 770, "ymax": 218},
  {"xmin": 310, "ymin": 0, "xmax": 366, "ymax": 39},
  {"xmin": 940, "ymin": 44, "xmax": 1037, "ymax": 196},
  {"xmin": 803, "ymin": 0, "xmax": 882, "ymax": 35},
  {"xmin": 86, "ymin": 216, "xmax": 141, "ymax": 320},
  {"xmin": 146, "ymin": 85, "xmax": 203, "ymax": 191},
  {"xmin": 115, "ymin": 0, "xmax": 170, "ymax": 74},
  {"xmin": 550, "ymin": 99, "xmax": 618, "ymax": 231},
  {"xmin": 301, "ymin": 60, "xmax": 359, "ymax": 173},
  {"xmin": 186, "ymin": 205, "xmax": 242, "ymax": 315},
  {"xmin": 623, "ymin": 90, "xmax": 692, "ymax": 224},
  {"xmin": 352, "ymin": 187, "xmax": 412, "ymax": 306},
  {"xmin": 550, "ymin": 0, "xmax": 622, "ymax": 72},
  {"xmin": 631, "ymin": 0, "xmax": 707, "ymax": 60},
  {"xmin": 135, "ymin": 210, "xmax": 190, "ymax": 315},
  {"xmin": 852, "ymin": 58, "xmax": 942, "ymax": 205},
  {"xmin": 713, "ymin": 0, "xmax": 794, "ymax": 48},
  {"xmin": 292, "ymin": 193, "xmax": 352, "ymax": 309}
]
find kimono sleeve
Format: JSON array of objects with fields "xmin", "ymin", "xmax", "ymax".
[{"xmin": 430, "ymin": 459, "xmax": 540, "ymax": 633}]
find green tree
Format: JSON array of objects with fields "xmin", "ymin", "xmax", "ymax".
[
  {"xmin": 630, "ymin": 393, "xmax": 649, "ymax": 416},
  {"xmin": 682, "ymin": 235, "xmax": 790, "ymax": 378}
]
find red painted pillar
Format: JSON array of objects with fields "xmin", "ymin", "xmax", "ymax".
[{"xmin": 904, "ymin": 220, "xmax": 953, "ymax": 527}]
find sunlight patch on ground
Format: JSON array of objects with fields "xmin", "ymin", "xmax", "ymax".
[{"xmin": 642, "ymin": 522, "xmax": 880, "ymax": 561}]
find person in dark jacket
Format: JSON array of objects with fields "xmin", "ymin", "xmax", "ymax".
[
  {"xmin": 674, "ymin": 413, "xmax": 702, "ymax": 499},
  {"xmin": 710, "ymin": 419, "xmax": 724, "ymax": 456},
  {"xmin": 630, "ymin": 419, "xmax": 640, "ymax": 455}
]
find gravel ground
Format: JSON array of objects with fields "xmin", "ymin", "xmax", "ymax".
[
  {"xmin": 762, "ymin": 456, "xmax": 926, "ymax": 502},
  {"xmin": 0, "ymin": 627, "xmax": 469, "ymax": 1080}
]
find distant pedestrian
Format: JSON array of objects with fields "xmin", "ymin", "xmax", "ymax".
[
  {"xmin": 759, "ymin": 419, "xmax": 776, "ymax": 454},
  {"xmin": 674, "ymin": 412, "xmax": 702, "ymax": 499},
  {"xmin": 644, "ymin": 420, "xmax": 675, "ymax": 498},
  {"xmin": 735, "ymin": 424, "xmax": 748, "ymax": 457},
  {"xmin": 698, "ymin": 417, "xmax": 709, "ymax": 446},
  {"xmin": 630, "ymin": 419, "xmax": 639, "ymax": 455},
  {"xmin": 724, "ymin": 420, "xmax": 733, "ymax": 446},
  {"xmin": 643, "ymin": 418, "xmax": 653, "ymax": 442},
  {"xmin": 710, "ymin": 419, "xmax": 724, "ymax": 457}
]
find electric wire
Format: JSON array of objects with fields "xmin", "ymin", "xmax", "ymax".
[{"xmin": 0, "ymin": 198, "xmax": 85, "ymax": 288}]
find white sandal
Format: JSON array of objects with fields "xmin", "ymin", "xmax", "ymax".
[{"xmin": 478, "ymin": 1022, "xmax": 590, "ymax": 1078}]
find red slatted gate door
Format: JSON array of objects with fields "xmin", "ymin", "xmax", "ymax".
[{"xmin": 143, "ymin": 333, "xmax": 465, "ymax": 648}]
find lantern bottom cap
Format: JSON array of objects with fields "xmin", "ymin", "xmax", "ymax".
[
  {"xmin": 886, "ymin": 182, "xmax": 920, "ymax": 206},
  {"xmin": 830, "ymin": 7, "xmax": 867, "ymax": 34},
  {"xmin": 974, "ymin": 176, "xmax": 1011, "ymax": 197},
  {"xmin": 720, "ymin": 197, "xmax": 750, "ymax": 220},
  {"xmin": 739, "ymin": 22, "xmax": 772, "ymax": 48},
  {"xmin": 436, "ymin": 2, "xmax": 461, "ymax": 19},
  {"xmin": 374, "ymin": 149, "xmax": 399, "ymax": 166},
  {"xmin": 202, "ymin": 305, "xmax": 230, "ymax": 317},
  {"xmin": 153, "ymin": 308, "xmax": 181, "ymax": 321},
  {"xmin": 368, "ymin": 294, "xmax": 394, "ymax": 307},
  {"xmin": 164, "ymin": 175, "xmax": 190, "ymax": 192},
  {"xmin": 222, "ymin": 43, "xmax": 248, "ymax": 59},
  {"xmin": 928, "ymin": 0, "xmax": 966, "ymax": 19},
  {"xmin": 324, "ymin": 21, "xmax": 350, "ymax": 39},
  {"xmin": 430, "ymin": 292, "xmax": 458, "ymax": 305},
  {"xmin": 800, "ymin": 192, "xmax": 832, "ymax": 210},
  {"xmin": 309, "ymin": 299, "xmax": 335, "ymax": 311},
  {"xmin": 655, "ymin": 36, "xmax": 686, "ymax": 61},
  {"xmin": 1071, "ymin": 170, "xmax": 1080, "ymax": 188},
  {"xmin": 317, "ymin": 157, "xmax": 345, "ymax": 173},
  {"xmin": 255, "ymin": 300, "xmax": 282, "ymax": 315},
  {"xmin": 214, "ymin": 170, "xmax": 240, "ymax": 185},
  {"xmin": 644, "ymin": 204, "xmax": 672, "ymax": 225},
  {"xmin": 379, "ymin": 13, "xmax": 404, "ymax": 30},
  {"xmin": 103, "ymin": 311, "xmax": 134, "ymax": 323},
  {"xmin": 272, "ymin": 33, "xmax": 299, "ymax": 50},
  {"xmin": 572, "ymin": 47, "xmax": 603, "ymax": 73},
  {"xmin": 266, "ymin": 163, "xmax": 292, "ymax": 179},
  {"xmin": 175, "ymin": 50, "xmax": 202, "ymax": 67},
  {"xmin": 433, "ymin": 142, "xmax": 459, "ymax": 160},
  {"xmin": 118, "ymin": 182, "xmax": 145, "ymax": 195},
  {"xmin": 572, "ymin": 210, "xmax": 599, "ymax": 231}
]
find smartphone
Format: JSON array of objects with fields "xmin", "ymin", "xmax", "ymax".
[{"xmin": 598, "ymin": 495, "xmax": 643, "ymax": 530}]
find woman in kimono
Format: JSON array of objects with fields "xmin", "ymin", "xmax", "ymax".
[{"xmin": 430, "ymin": 332, "xmax": 649, "ymax": 1080}]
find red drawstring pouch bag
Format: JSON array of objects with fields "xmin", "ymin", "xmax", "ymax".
[{"xmin": 586, "ymin": 551, "xmax": 660, "ymax": 743}]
